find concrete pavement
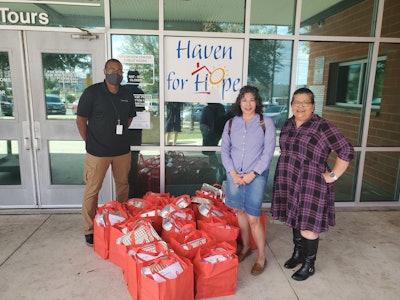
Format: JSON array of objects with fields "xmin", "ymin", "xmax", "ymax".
[{"xmin": 0, "ymin": 208, "xmax": 399, "ymax": 300}]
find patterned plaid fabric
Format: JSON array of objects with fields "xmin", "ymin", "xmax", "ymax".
[{"xmin": 272, "ymin": 115, "xmax": 354, "ymax": 233}]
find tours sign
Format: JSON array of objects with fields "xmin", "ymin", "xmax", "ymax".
[
  {"xmin": 165, "ymin": 37, "xmax": 244, "ymax": 103},
  {"xmin": 0, "ymin": 7, "xmax": 49, "ymax": 25}
]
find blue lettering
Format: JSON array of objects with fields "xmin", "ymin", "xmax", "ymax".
[
  {"xmin": 167, "ymin": 71, "xmax": 188, "ymax": 90},
  {"xmin": 194, "ymin": 73, "xmax": 209, "ymax": 92},
  {"xmin": 222, "ymin": 77, "xmax": 241, "ymax": 100},
  {"xmin": 176, "ymin": 40, "xmax": 233, "ymax": 60},
  {"xmin": 176, "ymin": 40, "xmax": 188, "ymax": 59}
]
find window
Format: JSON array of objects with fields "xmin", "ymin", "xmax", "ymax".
[
  {"xmin": 164, "ymin": 0, "xmax": 245, "ymax": 32},
  {"xmin": 328, "ymin": 57, "xmax": 386, "ymax": 107},
  {"xmin": 250, "ymin": 0, "xmax": 295, "ymax": 35}
]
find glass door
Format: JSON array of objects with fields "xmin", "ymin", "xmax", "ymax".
[
  {"xmin": 26, "ymin": 31, "xmax": 110, "ymax": 207},
  {"xmin": 0, "ymin": 30, "xmax": 111, "ymax": 208},
  {"xmin": 0, "ymin": 30, "xmax": 34, "ymax": 207}
]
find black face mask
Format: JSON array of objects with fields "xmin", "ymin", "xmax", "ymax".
[{"xmin": 105, "ymin": 73, "xmax": 123, "ymax": 86}]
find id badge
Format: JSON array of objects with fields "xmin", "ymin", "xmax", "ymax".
[{"xmin": 116, "ymin": 124, "xmax": 123, "ymax": 135}]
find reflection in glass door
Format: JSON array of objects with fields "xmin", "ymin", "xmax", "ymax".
[
  {"xmin": 0, "ymin": 52, "xmax": 20, "ymax": 185},
  {"xmin": 0, "ymin": 140, "xmax": 20, "ymax": 185}
]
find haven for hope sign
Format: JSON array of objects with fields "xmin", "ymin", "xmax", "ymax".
[{"xmin": 165, "ymin": 37, "xmax": 244, "ymax": 103}]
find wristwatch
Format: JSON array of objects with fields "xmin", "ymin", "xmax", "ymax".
[
  {"xmin": 329, "ymin": 172, "xmax": 338, "ymax": 181},
  {"xmin": 253, "ymin": 171, "xmax": 259, "ymax": 177}
]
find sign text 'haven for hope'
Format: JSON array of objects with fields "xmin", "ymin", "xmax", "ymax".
[{"xmin": 165, "ymin": 37, "xmax": 244, "ymax": 102}]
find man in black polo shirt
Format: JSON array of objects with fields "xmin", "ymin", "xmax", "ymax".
[{"xmin": 76, "ymin": 58, "xmax": 136, "ymax": 246}]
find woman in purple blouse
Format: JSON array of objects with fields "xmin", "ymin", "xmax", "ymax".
[
  {"xmin": 272, "ymin": 87, "xmax": 354, "ymax": 281},
  {"xmin": 221, "ymin": 85, "xmax": 276, "ymax": 275}
]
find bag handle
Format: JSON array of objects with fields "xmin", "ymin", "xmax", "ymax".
[
  {"xmin": 133, "ymin": 241, "xmax": 169, "ymax": 257},
  {"xmin": 199, "ymin": 215, "xmax": 227, "ymax": 226}
]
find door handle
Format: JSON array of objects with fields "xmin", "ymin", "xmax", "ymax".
[
  {"xmin": 34, "ymin": 121, "xmax": 41, "ymax": 151},
  {"xmin": 24, "ymin": 137, "xmax": 30, "ymax": 150},
  {"xmin": 22, "ymin": 121, "xmax": 31, "ymax": 151},
  {"xmin": 34, "ymin": 137, "xmax": 40, "ymax": 150}
]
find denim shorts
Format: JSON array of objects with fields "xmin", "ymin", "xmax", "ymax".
[{"xmin": 225, "ymin": 170, "xmax": 268, "ymax": 217}]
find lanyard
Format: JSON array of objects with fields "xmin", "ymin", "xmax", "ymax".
[{"xmin": 109, "ymin": 96, "xmax": 121, "ymax": 125}]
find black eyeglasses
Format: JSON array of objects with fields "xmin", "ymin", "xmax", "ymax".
[{"xmin": 292, "ymin": 101, "xmax": 312, "ymax": 107}]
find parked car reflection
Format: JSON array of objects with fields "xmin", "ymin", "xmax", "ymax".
[
  {"xmin": 263, "ymin": 104, "xmax": 288, "ymax": 129},
  {"xmin": 0, "ymin": 94, "xmax": 13, "ymax": 117},
  {"xmin": 46, "ymin": 95, "xmax": 66, "ymax": 115}
]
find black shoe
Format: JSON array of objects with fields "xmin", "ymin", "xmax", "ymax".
[
  {"xmin": 85, "ymin": 234, "xmax": 94, "ymax": 247},
  {"xmin": 284, "ymin": 249, "xmax": 304, "ymax": 269},
  {"xmin": 292, "ymin": 237, "xmax": 319, "ymax": 281},
  {"xmin": 291, "ymin": 255, "xmax": 316, "ymax": 281},
  {"xmin": 284, "ymin": 229, "xmax": 304, "ymax": 269}
]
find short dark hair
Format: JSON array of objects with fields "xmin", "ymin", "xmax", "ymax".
[
  {"xmin": 104, "ymin": 58, "xmax": 122, "ymax": 70},
  {"xmin": 232, "ymin": 85, "xmax": 263, "ymax": 116},
  {"xmin": 291, "ymin": 87, "xmax": 315, "ymax": 104}
]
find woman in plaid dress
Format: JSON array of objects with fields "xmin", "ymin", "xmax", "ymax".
[{"xmin": 272, "ymin": 88, "xmax": 354, "ymax": 281}]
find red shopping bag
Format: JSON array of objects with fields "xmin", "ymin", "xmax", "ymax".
[
  {"xmin": 109, "ymin": 217, "xmax": 152, "ymax": 269},
  {"xmin": 161, "ymin": 223, "xmax": 196, "ymax": 244},
  {"xmin": 138, "ymin": 208, "xmax": 163, "ymax": 235},
  {"xmin": 125, "ymin": 198, "xmax": 164, "ymax": 234},
  {"xmin": 141, "ymin": 192, "xmax": 172, "ymax": 233},
  {"xmin": 93, "ymin": 221, "xmax": 109, "ymax": 259},
  {"xmin": 197, "ymin": 217, "xmax": 239, "ymax": 248},
  {"xmin": 193, "ymin": 241, "xmax": 238, "ymax": 299},
  {"xmin": 93, "ymin": 200, "xmax": 129, "ymax": 259},
  {"xmin": 193, "ymin": 202, "xmax": 225, "ymax": 222},
  {"xmin": 117, "ymin": 219, "xmax": 162, "ymax": 247},
  {"xmin": 138, "ymin": 254, "xmax": 194, "ymax": 300},
  {"xmin": 125, "ymin": 198, "xmax": 151, "ymax": 216},
  {"xmin": 159, "ymin": 204, "xmax": 196, "ymax": 235},
  {"xmin": 169, "ymin": 229, "xmax": 216, "ymax": 260},
  {"xmin": 143, "ymin": 191, "xmax": 171, "ymax": 206},
  {"xmin": 195, "ymin": 183, "xmax": 224, "ymax": 202},
  {"xmin": 195, "ymin": 201, "xmax": 238, "ymax": 228},
  {"xmin": 125, "ymin": 241, "xmax": 170, "ymax": 299},
  {"xmin": 205, "ymin": 196, "xmax": 238, "ymax": 227},
  {"xmin": 108, "ymin": 225, "xmax": 125, "ymax": 268},
  {"xmin": 170, "ymin": 194, "xmax": 192, "ymax": 208},
  {"xmin": 159, "ymin": 202, "xmax": 195, "ymax": 222},
  {"xmin": 116, "ymin": 219, "xmax": 163, "ymax": 285}
]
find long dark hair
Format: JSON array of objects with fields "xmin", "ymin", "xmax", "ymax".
[{"xmin": 231, "ymin": 85, "xmax": 263, "ymax": 116}]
